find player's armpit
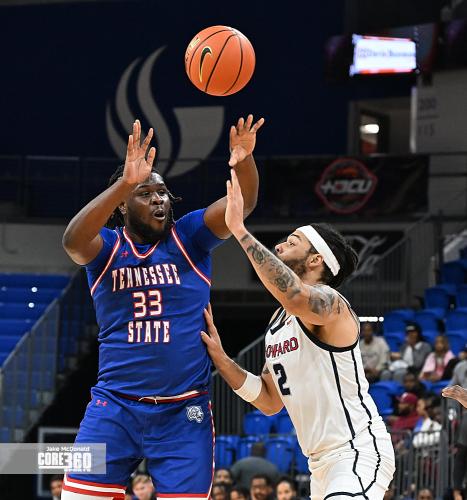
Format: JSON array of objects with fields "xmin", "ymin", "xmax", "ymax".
[{"xmin": 250, "ymin": 364, "xmax": 284, "ymax": 416}]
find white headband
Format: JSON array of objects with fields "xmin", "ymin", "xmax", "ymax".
[{"xmin": 297, "ymin": 225, "xmax": 341, "ymax": 277}]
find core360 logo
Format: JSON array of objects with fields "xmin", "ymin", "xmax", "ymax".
[
  {"xmin": 106, "ymin": 46, "xmax": 224, "ymax": 178},
  {"xmin": 315, "ymin": 158, "xmax": 378, "ymax": 214}
]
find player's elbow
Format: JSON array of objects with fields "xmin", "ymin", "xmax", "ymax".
[{"xmin": 260, "ymin": 402, "xmax": 284, "ymax": 416}]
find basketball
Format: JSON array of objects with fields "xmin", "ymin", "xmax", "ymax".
[{"xmin": 184, "ymin": 25, "xmax": 255, "ymax": 96}]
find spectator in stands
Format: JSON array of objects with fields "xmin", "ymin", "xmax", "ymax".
[
  {"xmin": 417, "ymin": 488, "xmax": 433, "ymax": 500},
  {"xmin": 230, "ymin": 486, "xmax": 250, "ymax": 500},
  {"xmin": 212, "ymin": 482, "xmax": 231, "ymax": 500},
  {"xmin": 214, "ymin": 468, "xmax": 234, "ymax": 486},
  {"xmin": 275, "ymin": 476, "xmax": 298, "ymax": 500},
  {"xmin": 250, "ymin": 474, "xmax": 274, "ymax": 500},
  {"xmin": 419, "ymin": 335, "xmax": 455, "ymax": 383},
  {"xmin": 385, "ymin": 324, "xmax": 432, "ymax": 382},
  {"xmin": 389, "ymin": 392, "xmax": 420, "ymax": 432},
  {"xmin": 403, "ymin": 371, "xmax": 428, "ymax": 399},
  {"xmin": 132, "ymin": 474, "xmax": 156, "ymax": 500},
  {"xmin": 230, "ymin": 443, "xmax": 279, "ymax": 490},
  {"xmin": 49, "ymin": 475, "xmax": 63, "ymax": 500},
  {"xmin": 412, "ymin": 397, "xmax": 442, "ymax": 448},
  {"xmin": 359, "ymin": 322, "xmax": 390, "ymax": 383},
  {"xmin": 442, "ymin": 344, "xmax": 467, "ymax": 500}
]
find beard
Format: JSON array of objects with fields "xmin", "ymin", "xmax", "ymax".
[
  {"xmin": 126, "ymin": 211, "xmax": 172, "ymax": 244},
  {"xmin": 277, "ymin": 253, "xmax": 308, "ymax": 278}
]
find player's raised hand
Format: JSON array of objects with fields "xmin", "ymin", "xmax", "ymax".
[
  {"xmin": 442, "ymin": 385, "xmax": 467, "ymax": 408},
  {"xmin": 225, "ymin": 169, "xmax": 246, "ymax": 237},
  {"xmin": 229, "ymin": 114, "xmax": 265, "ymax": 167},
  {"xmin": 122, "ymin": 120, "xmax": 157, "ymax": 186},
  {"xmin": 201, "ymin": 304, "xmax": 226, "ymax": 361}
]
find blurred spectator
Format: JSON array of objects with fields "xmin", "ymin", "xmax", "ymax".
[
  {"xmin": 389, "ymin": 392, "xmax": 420, "ymax": 432},
  {"xmin": 275, "ymin": 476, "xmax": 298, "ymax": 500},
  {"xmin": 49, "ymin": 475, "xmax": 63, "ymax": 500},
  {"xmin": 230, "ymin": 486, "xmax": 250, "ymax": 500},
  {"xmin": 212, "ymin": 482, "xmax": 231, "ymax": 500},
  {"xmin": 359, "ymin": 322, "xmax": 390, "ymax": 383},
  {"xmin": 230, "ymin": 443, "xmax": 279, "ymax": 490},
  {"xmin": 214, "ymin": 468, "xmax": 233, "ymax": 486},
  {"xmin": 384, "ymin": 324, "xmax": 432, "ymax": 382},
  {"xmin": 417, "ymin": 488, "xmax": 434, "ymax": 500},
  {"xmin": 132, "ymin": 474, "xmax": 156, "ymax": 500},
  {"xmin": 448, "ymin": 344, "xmax": 467, "ymax": 500},
  {"xmin": 412, "ymin": 397, "xmax": 442, "ymax": 448},
  {"xmin": 420, "ymin": 335, "xmax": 455, "ymax": 383},
  {"xmin": 403, "ymin": 371, "xmax": 428, "ymax": 399},
  {"xmin": 250, "ymin": 474, "xmax": 274, "ymax": 500}
]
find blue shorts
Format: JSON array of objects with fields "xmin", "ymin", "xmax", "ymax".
[{"xmin": 63, "ymin": 386, "xmax": 214, "ymax": 499}]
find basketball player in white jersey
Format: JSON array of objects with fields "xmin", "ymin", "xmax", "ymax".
[{"xmin": 201, "ymin": 170, "xmax": 396, "ymax": 500}]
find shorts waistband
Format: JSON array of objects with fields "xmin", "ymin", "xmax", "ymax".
[{"xmin": 111, "ymin": 389, "xmax": 208, "ymax": 405}]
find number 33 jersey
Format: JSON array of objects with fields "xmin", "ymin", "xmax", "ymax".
[
  {"xmin": 264, "ymin": 307, "xmax": 383, "ymax": 457},
  {"xmin": 84, "ymin": 209, "xmax": 224, "ymax": 397}
]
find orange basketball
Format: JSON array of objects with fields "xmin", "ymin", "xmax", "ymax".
[{"xmin": 184, "ymin": 25, "xmax": 255, "ymax": 96}]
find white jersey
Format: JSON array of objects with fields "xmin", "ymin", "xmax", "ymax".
[{"xmin": 264, "ymin": 301, "xmax": 384, "ymax": 458}]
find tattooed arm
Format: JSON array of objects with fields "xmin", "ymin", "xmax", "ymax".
[
  {"xmin": 239, "ymin": 231, "xmax": 342, "ymax": 325},
  {"xmin": 224, "ymin": 169, "xmax": 343, "ymax": 326}
]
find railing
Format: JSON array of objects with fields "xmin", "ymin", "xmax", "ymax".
[
  {"xmin": 0, "ymin": 270, "xmax": 93, "ymax": 442},
  {"xmin": 0, "ymin": 300, "xmax": 59, "ymax": 442}
]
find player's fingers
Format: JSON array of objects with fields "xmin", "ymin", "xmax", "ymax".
[
  {"xmin": 245, "ymin": 114, "xmax": 253, "ymax": 130},
  {"xmin": 230, "ymin": 125, "xmax": 236, "ymax": 142},
  {"xmin": 127, "ymin": 135, "xmax": 134, "ymax": 157},
  {"xmin": 251, "ymin": 117, "xmax": 265, "ymax": 133},
  {"xmin": 207, "ymin": 302, "xmax": 213, "ymax": 318},
  {"xmin": 132, "ymin": 121, "xmax": 138, "ymax": 145},
  {"xmin": 142, "ymin": 127, "xmax": 153, "ymax": 152},
  {"xmin": 204, "ymin": 308, "xmax": 214, "ymax": 325},
  {"xmin": 228, "ymin": 151, "xmax": 238, "ymax": 167},
  {"xmin": 147, "ymin": 147, "xmax": 157, "ymax": 167},
  {"xmin": 237, "ymin": 117, "xmax": 244, "ymax": 132},
  {"xmin": 226, "ymin": 179, "xmax": 232, "ymax": 197},
  {"xmin": 231, "ymin": 168, "xmax": 240, "ymax": 190},
  {"xmin": 135, "ymin": 119, "xmax": 141, "ymax": 145}
]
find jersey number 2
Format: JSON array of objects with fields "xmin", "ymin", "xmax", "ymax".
[{"xmin": 273, "ymin": 363, "xmax": 291, "ymax": 395}]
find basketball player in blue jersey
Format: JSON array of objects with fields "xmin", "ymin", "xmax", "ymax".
[
  {"xmin": 202, "ymin": 170, "xmax": 396, "ymax": 499},
  {"xmin": 61, "ymin": 115, "xmax": 264, "ymax": 500}
]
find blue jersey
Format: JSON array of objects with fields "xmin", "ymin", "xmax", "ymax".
[{"xmin": 85, "ymin": 209, "xmax": 224, "ymax": 396}]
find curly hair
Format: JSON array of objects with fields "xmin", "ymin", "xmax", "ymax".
[{"xmin": 105, "ymin": 164, "xmax": 181, "ymax": 229}]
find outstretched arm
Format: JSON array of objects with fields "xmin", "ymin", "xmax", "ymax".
[
  {"xmin": 201, "ymin": 305, "xmax": 283, "ymax": 416},
  {"xmin": 62, "ymin": 120, "xmax": 156, "ymax": 265},
  {"xmin": 224, "ymin": 169, "xmax": 343, "ymax": 326},
  {"xmin": 203, "ymin": 115, "xmax": 264, "ymax": 239},
  {"xmin": 442, "ymin": 385, "xmax": 467, "ymax": 409}
]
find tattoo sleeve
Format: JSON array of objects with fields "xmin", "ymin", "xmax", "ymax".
[
  {"xmin": 239, "ymin": 233, "xmax": 302, "ymax": 301},
  {"xmin": 238, "ymin": 231, "xmax": 343, "ymax": 319}
]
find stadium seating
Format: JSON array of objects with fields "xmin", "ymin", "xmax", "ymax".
[
  {"xmin": 383, "ymin": 312, "xmax": 407, "ymax": 333},
  {"xmin": 457, "ymin": 285, "xmax": 467, "ymax": 308},
  {"xmin": 441, "ymin": 261, "xmax": 467, "ymax": 285},
  {"xmin": 276, "ymin": 411, "xmax": 294, "ymax": 434},
  {"xmin": 243, "ymin": 410, "xmax": 274, "ymax": 436},
  {"xmin": 215, "ymin": 435, "xmax": 238, "ymax": 468},
  {"xmin": 414, "ymin": 311, "xmax": 440, "ymax": 331},
  {"xmin": 384, "ymin": 332, "xmax": 405, "ymax": 352},
  {"xmin": 446, "ymin": 310, "xmax": 467, "ymax": 331},
  {"xmin": 236, "ymin": 436, "xmax": 261, "ymax": 460},
  {"xmin": 265, "ymin": 436, "xmax": 295, "ymax": 472},
  {"xmin": 368, "ymin": 381, "xmax": 404, "ymax": 416},
  {"xmin": 430, "ymin": 380, "xmax": 451, "ymax": 395},
  {"xmin": 446, "ymin": 331, "xmax": 467, "ymax": 355},
  {"xmin": 424, "ymin": 287, "xmax": 450, "ymax": 311},
  {"xmin": 294, "ymin": 441, "xmax": 309, "ymax": 473}
]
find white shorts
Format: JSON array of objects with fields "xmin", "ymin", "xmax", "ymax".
[{"xmin": 308, "ymin": 422, "xmax": 395, "ymax": 500}]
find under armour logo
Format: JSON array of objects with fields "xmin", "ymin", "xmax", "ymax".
[
  {"xmin": 186, "ymin": 405, "xmax": 204, "ymax": 423},
  {"xmin": 121, "ymin": 251, "xmax": 129, "ymax": 258},
  {"xmin": 96, "ymin": 399, "xmax": 108, "ymax": 407}
]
